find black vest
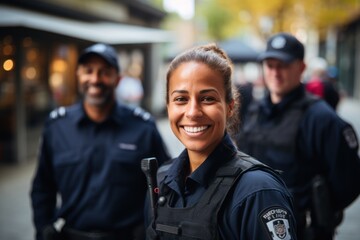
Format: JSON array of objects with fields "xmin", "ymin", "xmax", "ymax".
[
  {"xmin": 147, "ymin": 153, "xmax": 275, "ymax": 240},
  {"xmin": 237, "ymin": 94, "xmax": 317, "ymax": 189}
]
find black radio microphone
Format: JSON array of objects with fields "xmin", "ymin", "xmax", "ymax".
[{"xmin": 141, "ymin": 157, "xmax": 159, "ymax": 220}]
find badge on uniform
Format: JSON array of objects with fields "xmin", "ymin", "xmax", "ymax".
[
  {"xmin": 118, "ymin": 142, "xmax": 137, "ymax": 150},
  {"xmin": 343, "ymin": 126, "xmax": 358, "ymax": 149},
  {"xmin": 259, "ymin": 206, "xmax": 291, "ymax": 240}
]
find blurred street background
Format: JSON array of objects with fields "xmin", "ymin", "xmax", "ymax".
[{"xmin": 0, "ymin": 0, "xmax": 360, "ymax": 239}]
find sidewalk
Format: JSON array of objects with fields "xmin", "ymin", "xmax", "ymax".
[
  {"xmin": 333, "ymin": 98, "xmax": 360, "ymax": 240},
  {"xmin": 0, "ymin": 157, "xmax": 36, "ymax": 239},
  {"xmin": 0, "ymin": 97, "xmax": 359, "ymax": 240}
]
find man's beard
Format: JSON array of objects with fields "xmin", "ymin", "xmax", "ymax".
[{"xmin": 80, "ymin": 83, "xmax": 114, "ymax": 107}]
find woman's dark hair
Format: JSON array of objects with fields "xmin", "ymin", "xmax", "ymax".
[{"xmin": 166, "ymin": 43, "xmax": 240, "ymax": 137}]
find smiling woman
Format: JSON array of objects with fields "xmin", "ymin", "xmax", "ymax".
[{"xmin": 145, "ymin": 43, "xmax": 298, "ymax": 240}]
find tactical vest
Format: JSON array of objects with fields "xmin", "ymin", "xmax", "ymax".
[
  {"xmin": 147, "ymin": 153, "xmax": 275, "ymax": 240},
  {"xmin": 237, "ymin": 94, "xmax": 318, "ymax": 188}
]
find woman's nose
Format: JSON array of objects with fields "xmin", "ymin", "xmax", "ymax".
[{"xmin": 185, "ymin": 101, "xmax": 203, "ymax": 119}]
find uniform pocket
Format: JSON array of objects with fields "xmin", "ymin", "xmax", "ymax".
[
  {"xmin": 52, "ymin": 151, "xmax": 82, "ymax": 191},
  {"xmin": 53, "ymin": 151, "xmax": 81, "ymax": 167},
  {"xmin": 109, "ymin": 148, "xmax": 144, "ymax": 185}
]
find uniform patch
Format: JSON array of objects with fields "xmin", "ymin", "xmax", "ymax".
[
  {"xmin": 343, "ymin": 126, "xmax": 358, "ymax": 149},
  {"xmin": 260, "ymin": 206, "xmax": 291, "ymax": 240}
]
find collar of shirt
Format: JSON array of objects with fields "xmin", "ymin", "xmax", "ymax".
[
  {"xmin": 261, "ymin": 84, "xmax": 306, "ymax": 118},
  {"xmin": 70, "ymin": 102, "xmax": 124, "ymax": 126},
  {"xmin": 163, "ymin": 133, "xmax": 237, "ymax": 207}
]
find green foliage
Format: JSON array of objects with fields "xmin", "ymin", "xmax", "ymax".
[
  {"xmin": 155, "ymin": 0, "xmax": 359, "ymax": 41},
  {"xmin": 200, "ymin": 1, "xmax": 233, "ymax": 40},
  {"xmin": 148, "ymin": 0, "xmax": 165, "ymax": 9},
  {"xmin": 197, "ymin": 0, "xmax": 360, "ymax": 40}
]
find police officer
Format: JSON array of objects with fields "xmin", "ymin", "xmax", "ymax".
[
  {"xmin": 236, "ymin": 32, "xmax": 360, "ymax": 239},
  {"xmin": 145, "ymin": 44, "xmax": 297, "ymax": 239},
  {"xmin": 30, "ymin": 43, "xmax": 170, "ymax": 240}
]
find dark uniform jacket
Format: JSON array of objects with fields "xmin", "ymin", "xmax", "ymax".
[
  {"xmin": 237, "ymin": 84, "xmax": 360, "ymax": 229},
  {"xmin": 147, "ymin": 134, "xmax": 297, "ymax": 240},
  {"xmin": 31, "ymin": 102, "xmax": 170, "ymax": 240}
]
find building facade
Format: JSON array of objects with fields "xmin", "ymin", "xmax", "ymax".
[
  {"xmin": 0, "ymin": 0, "xmax": 172, "ymax": 163},
  {"xmin": 336, "ymin": 14, "xmax": 360, "ymax": 100}
]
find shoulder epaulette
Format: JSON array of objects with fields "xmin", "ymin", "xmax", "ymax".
[
  {"xmin": 133, "ymin": 106, "xmax": 151, "ymax": 121},
  {"xmin": 49, "ymin": 106, "xmax": 67, "ymax": 120}
]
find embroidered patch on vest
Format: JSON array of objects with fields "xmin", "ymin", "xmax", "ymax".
[
  {"xmin": 259, "ymin": 206, "xmax": 291, "ymax": 240},
  {"xmin": 343, "ymin": 126, "xmax": 358, "ymax": 149}
]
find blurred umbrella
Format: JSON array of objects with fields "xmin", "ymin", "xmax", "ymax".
[{"xmin": 218, "ymin": 38, "xmax": 260, "ymax": 63}]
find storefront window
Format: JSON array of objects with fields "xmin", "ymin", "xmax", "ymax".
[
  {"xmin": 49, "ymin": 44, "xmax": 77, "ymax": 107},
  {"xmin": 21, "ymin": 37, "xmax": 51, "ymax": 127},
  {"xmin": 116, "ymin": 48, "xmax": 145, "ymax": 107},
  {"xmin": 0, "ymin": 35, "xmax": 16, "ymax": 162}
]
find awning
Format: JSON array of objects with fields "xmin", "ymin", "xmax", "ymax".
[
  {"xmin": 0, "ymin": 5, "xmax": 174, "ymax": 44},
  {"xmin": 218, "ymin": 38, "xmax": 260, "ymax": 63},
  {"xmin": 166, "ymin": 38, "xmax": 260, "ymax": 63}
]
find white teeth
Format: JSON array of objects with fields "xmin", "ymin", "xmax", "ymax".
[{"xmin": 184, "ymin": 126, "xmax": 208, "ymax": 133}]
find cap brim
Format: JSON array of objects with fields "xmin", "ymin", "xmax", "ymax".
[
  {"xmin": 78, "ymin": 52, "xmax": 119, "ymax": 71},
  {"xmin": 78, "ymin": 52, "xmax": 106, "ymax": 63},
  {"xmin": 257, "ymin": 51, "xmax": 295, "ymax": 63}
]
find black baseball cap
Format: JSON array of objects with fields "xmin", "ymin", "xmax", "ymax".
[
  {"xmin": 258, "ymin": 32, "xmax": 304, "ymax": 63},
  {"xmin": 78, "ymin": 43, "xmax": 120, "ymax": 72}
]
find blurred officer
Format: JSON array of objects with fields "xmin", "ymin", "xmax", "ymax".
[
  {"xmin": 146, "ymin": 44, "xmax": 297, "ymax": 239},
  {"xmin": 236, "ymin": 33, "xmax": 360, "ymax": 240},
  {"xmin": 30, "ymin": 43, "xmax": 170, "ymax": 240}
]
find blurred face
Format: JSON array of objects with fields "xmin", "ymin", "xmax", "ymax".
[
  {"xmin": 167, "ymin": 61, "xmax": 233, "ymax": 158},
  {"xmin": 262, "ymin": 58, "xmax": 305, "ymax": 103},
  {"xmin": 77, "ymin": 55, "xmax": 120, "ymax": 107}
]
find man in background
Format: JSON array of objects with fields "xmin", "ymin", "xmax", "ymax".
[
  {"xmin": 30, "ymin": 43, "xmax": 170, "ymax": 240},
  {"xmin": 236, "ymin": 33, "xmax": 360, "ymax": 240}
]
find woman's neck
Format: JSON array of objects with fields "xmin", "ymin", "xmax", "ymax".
[{"xmin": 187, "ymin": 151, "xmax": 207, "ymax": 173}]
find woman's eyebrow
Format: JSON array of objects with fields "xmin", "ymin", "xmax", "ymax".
[
  {"xmin": 170, "ymin": 88, "xmax": 218, "ymax": 96},
  {"xmin": 170, "ymin": 89, "xmax": 188, "ymax": 96},
  {"xmin": 199, "ymin": 89, "xmax": 217, "ymax": 94}
]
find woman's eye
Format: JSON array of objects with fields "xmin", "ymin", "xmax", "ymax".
[
  {"xmin": 174, "ymin": 96, "xmax": 187, "ymax": 102},
  {"xmin": 202, "ymin": 96, "xmax": 215, "ymax": 103}
]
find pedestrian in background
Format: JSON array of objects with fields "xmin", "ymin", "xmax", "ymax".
[
  {"xmin": 115, "ymin": 75, "xmax": 144, "ymax": 108},
  {"xmin": 30, "ymin": 43, "xmax": 170, "ymax": 240},
  {"xmin": 146, "ymin": 43, "xmax": 297, "ymax": 239},
  {"xmin": 236, "ymin": 32, "xmax": 360, "ymax": 240},
  {"xmin": 305, "ymin": 57, "xmax": 340, "ymax": 110}
]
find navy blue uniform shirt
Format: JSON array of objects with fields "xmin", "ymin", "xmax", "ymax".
[
  {"xmin": 155, "ymin": 134, "xmax": 297, "ymax": 240},
  {"xmin": 31, "ymin": 102, "xmax": 170, "ymax": 240}
]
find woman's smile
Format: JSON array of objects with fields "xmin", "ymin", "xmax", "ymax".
[{"xmin": 183, "ymin": 125, "xmax": 209, "ymax": 134}]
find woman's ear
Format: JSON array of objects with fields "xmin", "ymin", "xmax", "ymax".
[{"xmin": 227, "ymin": 99, "xmax": 235, "ymax": 117}]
